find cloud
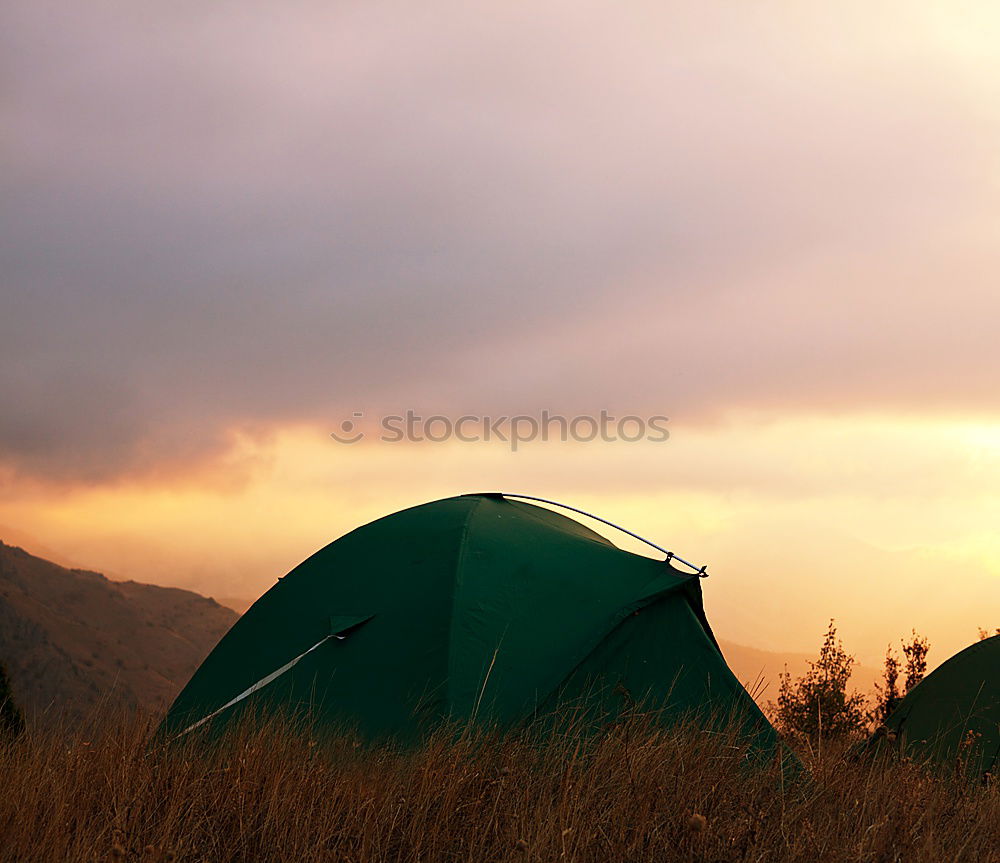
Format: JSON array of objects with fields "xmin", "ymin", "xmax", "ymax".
[{"xmin": 3, "ymin": 0, "xmax": 1000, "ymax": 481}]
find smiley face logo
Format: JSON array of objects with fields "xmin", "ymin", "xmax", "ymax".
[{"xmin": 330, "ymin": 412, "xmax": 365, "ymax": 444}]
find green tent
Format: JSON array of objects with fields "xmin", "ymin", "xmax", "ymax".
[
  {"xmin": 879, "ymin": 635, "xmax": 999, "ymax": 778},
  {"xmin": 160, "ymin": 493, "xmax": 781, "ymax": 756}
]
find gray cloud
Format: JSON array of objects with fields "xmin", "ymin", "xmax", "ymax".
[{"xmin": 3, "ymin": 0, "xmax": 999, "ymax": 480}]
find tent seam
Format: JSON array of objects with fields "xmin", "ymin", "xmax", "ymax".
[
  {"xmin": 446, "ymin": 495, "xmax": 485, "ymax": 716},
  {"xmin": 505, "ymin": 499, "xmax": 615, "ymax": 548}
]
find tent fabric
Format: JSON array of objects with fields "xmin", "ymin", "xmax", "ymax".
[
  {"xmin": 879, "ymin": 634, "xmax": 999, "ymax": 778},
  {"xmin": 159, "ymin": 493, "xmax": 782, "ymax": 755}
]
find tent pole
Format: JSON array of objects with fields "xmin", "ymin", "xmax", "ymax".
[{"xmin": 500, "ymin": 493, "xmax": 708, "ymax": 577}]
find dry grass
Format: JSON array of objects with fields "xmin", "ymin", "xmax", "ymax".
[{"xmin": 0, "ymin": 710, "xmax": 996, "ymax": 863}]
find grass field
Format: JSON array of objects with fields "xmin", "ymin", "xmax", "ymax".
[{"xmin": 0, "ymin": 712, "xmax": 996, "ymax": 863}]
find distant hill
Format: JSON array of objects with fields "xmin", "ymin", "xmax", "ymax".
[
  {"xmin": 718, "ymin": 638, "xmax": 880, "ymax": 706},
  {"xmin": 216, "ymin": 596, "xmax": 255, "ymax": 614},
  {"xmin": 0, "ymin": 541, "xmax": 237, "ymax": 723},
  {"xmin": 0, "ymin": 524, "xmax": 82, "ymax": 570}
]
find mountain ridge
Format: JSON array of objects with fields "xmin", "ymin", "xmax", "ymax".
[{"xmin": 0, "ymin": 541, "xmax": 237, "ymax": 722}]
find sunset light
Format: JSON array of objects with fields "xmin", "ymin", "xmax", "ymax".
[{"xmin": 2, "ymin": 3, "xmax": 999, "ymax": 856}]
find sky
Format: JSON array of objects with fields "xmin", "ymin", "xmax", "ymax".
[{"xmin": 2, "ymin": 0, "xmax": 999, "ymax": 668}]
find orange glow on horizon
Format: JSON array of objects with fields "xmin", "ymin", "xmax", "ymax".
[{"xmin": 2, "ymin": 411, "xmax": 997, "ymax": 670}]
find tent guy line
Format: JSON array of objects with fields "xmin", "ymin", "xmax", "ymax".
[{"xmin": 174, "ymin": 633, "xmax": 336, "ymax": 739}]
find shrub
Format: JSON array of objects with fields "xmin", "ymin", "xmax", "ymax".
[
  {"xmin": 871, "ymin": 630, "xmax": 930, "ymax": 727},
  {"xmin": 773, "ymin": 620, "xmax": 867, "ymax": 744}
]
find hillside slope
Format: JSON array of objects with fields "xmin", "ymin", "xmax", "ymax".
[{"xmin": 0, "ymin": 542, "xmax": 237, "ymax": 722}]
